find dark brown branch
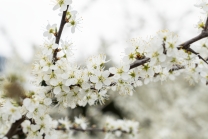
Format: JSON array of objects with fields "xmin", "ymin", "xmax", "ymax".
[
  {"xmin": 178, "ymin": 33, "xmax": 208, "ymax": 50},
  {"xmin": 130, "ymin": 57, "xmax": 150, "ymax": 69},
  {"xmin": 4, "ymin": 117, "xmax": 25, "ymax": 139},
  {"xmin": 53, "ymin": 5, "xmax": 69, "ymax": 63},
  {"xmin": 178, "ymin": 17, "xmax": 208, "ymax": 50},
  {"xmin": 198, "ymin": 54, "xmax": 208, "ymax": 64},
  {"xmin": 186, "ymin": 47, "xmax": 198, "ymax": 55},
  {"xmin": 185, "ymin": 47, "xmax": 208, "ymax": 64},
  {"xmin": 204, "ymin": 17, "xmax": 208, "ymax": 31},
  {"xmin": 176, "ymin": 16, "xmax": 208, "ymax": 65},
  {"xmin": 162, "ymin": 41, "xmax": 167, "ymax": 54}
]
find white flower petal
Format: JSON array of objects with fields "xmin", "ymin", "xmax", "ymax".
[
  {"xmin": 53, "ymin": 4, "xmax": 59, "ymax": 11},
  {"xmin": 71, "ymin": 26, "xmax": 75, "ymax": 33},
  {"xmin": 121, "ymin": 73, "xmax": 129, "ymax": 80},
  {"xmin": 44, "ymin": 98, "xmax": 52, "ymax": 106},
  {"xmin": 54, "ymin": 86, "xmax": 61, "ymax": 94},
  {"xmin": 103, "ymin": 70, "xmax": 110, "ymax": 77},
  {"xmin": 95, "ymin": 82, "xmax": 102, "ymax": 90},
  {"xmin": 159, "ymin": 54, "xmax": 166, "ymax": 62},
  {"xmin": 123, "ymin": 65, "xmax": 130, "ymax": 72},
  {"xmin": 104, "ymin": 79, "xmax": 111, "ymax": 86},
  {"xmin": 23, "ymin": 98, "xmax": 31, "ymax": 107},
  {"xmin": 90, "ymin": 76, "xmax": 98, "ymax": 83},
  {"xmin": 109, "ymin": 67, "xmax": 116, "ymax": 74}
]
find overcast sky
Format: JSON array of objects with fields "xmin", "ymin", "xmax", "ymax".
[{"xmin": 0, "ymin": 0, "xmax": 200, "ymax": 63}]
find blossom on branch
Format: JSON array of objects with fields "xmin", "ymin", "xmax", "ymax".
[
  {"xmin": 43, "ymin": 24, "xmax": 57, "ymax": 40},
  {"xmin": 53, "ymin": 0, "xmax": 72, "ymax": 11}
]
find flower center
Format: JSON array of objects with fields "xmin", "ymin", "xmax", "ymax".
[
  {"xmin": 57, "ymin": 0, "xmax": 64, "ymax": 6},
  {"xmin": 71, "ymin": 20, "xmax": 75, "ymax": 26}
]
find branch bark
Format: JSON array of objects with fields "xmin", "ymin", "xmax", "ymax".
[
  {"xmin": 53, "ymin": 5, "xmax": 69, "ymax": 63},
  {"xmin": 178, "ymin": 17, "xmax": 208, "ymax": 49},
  {"xmin": 178, "ymin": 33, "xmax": 208, "ymax": 49},
  {"xmin": 4, "ymin": 117, "xmax": 25, "ymax": 139},
  {"xmin": 130, "ymin": 57, "xmax": 150, "ymax": 69}
]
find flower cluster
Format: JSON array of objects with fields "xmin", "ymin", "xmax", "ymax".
[
  {"xmin": 2, "ymin": 0, "xmax": 208, "ymax": 139},
  {"xmin": 104, "ymin": 117, "xmax": 139, "ymax": 137},
  {"xmin": 1, "ymin": 0, "xmax": 139, "ymax": 138},
  {"xmin": 20, "ymin": 116, "xmax": 88, "ymax": 139},
  {"xmin": 53, "ymin": 0, "xmax": 80, "ymax": 33}
]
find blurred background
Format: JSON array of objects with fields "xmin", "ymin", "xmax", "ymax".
[{"xmin": 1, "ymin": 0, "xmax": 208, "ymax": 139}]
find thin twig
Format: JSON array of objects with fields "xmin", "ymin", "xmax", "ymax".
[
  {"xmin": 130, "ymin": 57, "xmax": 150, "ymax": 69},
  {"xmin": 178, "ymin": 33, "xmax": 208, "ymax": 50},
  {"xmin": 178, "ymin": 17, "xmax": 208, "ymax": 50},
  {"xmin": 204, "ymin": 17, "xmax": 208, "ymax": 31},
  {"xmin": 177, "ymin": 16, "xmax": 208, "ymax": 65},
  {"xmin": 53, "ymin": 5, "xmax": 69, "ymax": 63},
  {"xmin": 162, "ymin": 41, "xmax": 167, "ymax": 54}
]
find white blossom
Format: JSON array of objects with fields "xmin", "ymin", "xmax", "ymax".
[
  {"xmin": 43, "ymin": 24, "xmax": 57, "ymax": 40},
  {"xmin": 90, "ymin": 70, "xmax": 111, "ymax": 90},
  {"xmin": 53, "ymin": 0, "xmax": 72, "ymax": 11}
]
